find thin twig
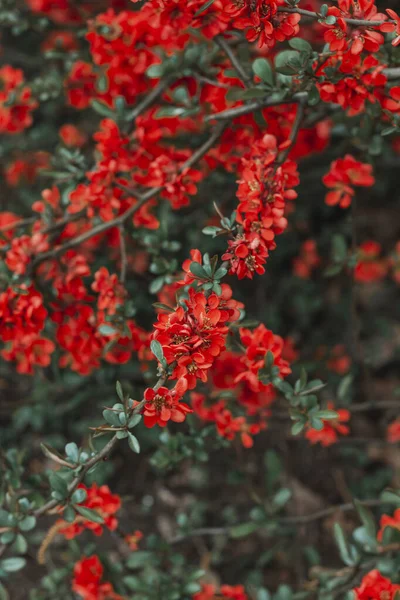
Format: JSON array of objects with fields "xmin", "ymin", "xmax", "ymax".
[
  {"xmin": 205, "ymin": 91, "xmax": 309, "ymax": 122},
  {"xmin": 216, "ymin": 36, "xmax": 252, "ymax": 88},
  {"xmin": 32, "ymin": 124, "xmax": 226, "ymax": 267},
  {"xmin": 277, "ymin": 6, "xmax": 393, "ymax": 27},
  {"xmin": 119, "ymin": 224, "xmax": 127, "ymax": 284}
]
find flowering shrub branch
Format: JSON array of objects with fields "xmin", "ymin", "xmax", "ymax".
[{"xmin": 1, "ymin": 0, "xmax": 400, "ymax": 598}]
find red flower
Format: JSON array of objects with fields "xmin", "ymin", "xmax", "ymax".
[
  {"xmin": 2, "ymin": 335, "xmax": 54, "ymax": 375},
  {"xmin": 142, "ymin": 378, "xmax": 191, "ymax": 428},
  {"xmin": 353, "ymin": 569, "xmax": 400, "ymax": 599},
  {"xmin": 293, "ymin": 240, "xmax": 320, "ymax": 279},
  {"xmin": 72, "ymin": 555, "xmax": 122, "ymax": 600},
  {"xmin": 381, "ymin": 9, "xmax": 400, "ymax": 46},
  {"xmin": 59, "ymin": 124, "xmax": 87, "ymax": 147},
  {"xmin": 5, "ymin": 233, "xmax": 49, "ymax": 275},
  {"xmin": 305, "ymin": 402, "xmax": 350, "ymax": 447},
  {"xmin": 235, "ymin": 324, "xmax": 291, "ymax": 392},
  {"xmin": 323, "ymin": 154, "xmax": 375, "ymax": 208},
  {"xmin": 354, "ymin": 241, "xmax": 388, "ymax": 283},
  {"xmin": 387, "ymin": 418, "xmax": 400, "ymax": 443},
  {"xmin": 378, "ymin": 509, "xmax": 400, "ymax": 541},
  {"xmin": 0, "ymin": 66, "xmax": 37, "ymax": 134},
  {"xmin": 58, "ymin": 484, "xmax": 121, "ymax": 539},
  {"xmin": 124, "ymin": 530, "xmax": 143, "ymax": 551}
]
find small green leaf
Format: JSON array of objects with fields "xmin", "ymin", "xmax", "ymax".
[
  {"xmin": 128, "ymin": 414, "xmax": 142, "ymax": 429},
  {"xmin": 98, "ymin": 324, "xmax": 118, "ymax": 336},
  {"xmin": 116, "ymin": 381, "xmax": 124, "ymax": 401},
  {"xmin": 381, "ymin": 489, "xmax": 400, "ymax": 506},
  {"xmin": 71, "ymin": 488, "xmax": 87, "ymax": 505},
  {"xmin": 63, "ymin": 506, "xmax": 76, "ymax": 523},
  {"xmin": 150, "ymin": 339, "xmax": 165, "ymax": 365},
  {"xmin": 289, "ymin": 38, "xmax": 312, "ymax": 52},
  {"xmin": 147, "ymin": 64, "xmax": 164, "ymax": 78},
  {"xmin": 194, "ymin": 0, "xmax": 215, "ymax": 16},
  {"xmin": 325, "ymin": 15, "xmax": 336, "ymax": 24},
  {"xmin": 333, "ymin": 522, "xmax": 355, "ymax": 565},
  {"xmin": 189, "ymin": 262, "xmax": 208, "ymax": 279},
  {"xmin": 202, "ymin": 226, "xmax": 221, "ymax": 236},
  {"xmin": 252, "ymin": 58, "xmax": 274, "ymax": 87},
  {"xmin": 315, "ymin": 410, "xmax": 339, "ymax": 420},
  {"xmin": 18, "ymin": 516, "xmax": 36, "ymax": 532},
  {"xmin": 75, "ymin": 506, "xmax": 105, "ymax": 524},
  {"xmin": 291, "ymin": 421, "xmax": 305, "ymax": 436},
  {"xmin": 230, "ymin": 522, "xmax": 258, "ymax": 538},
  {"xmin": 49, "ymin": 473, "xmax": 68, "ymax": 498},
  {"xmin": 128, "ymin": 433, "xmax": 141, "ymax": 454},
  {"xmin": 12, "ymin": 534, "xmax": 27, "ymax": 554},
  {"xmin": 1, "ymin": 557, "xmax": 26, "ymax": 572},
  {"xmin": 103, "ymin": 409, "xmax": 121, "ymax": 427},
  {"xmin": 65, "ymin": 442, "xmax": 79, "ymax": 463},
  {"xmin": 354, "ymin": 500, "xmax": 376, "ymax": 540}
]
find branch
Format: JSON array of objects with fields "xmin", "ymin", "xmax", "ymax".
[
  {"xmin": 205, "ymin": 91, "xmax": 309, "ymax": 122},
  {"xmin": 216, "ymin": 36, "xmax": 252, "ymax": 88},
  {"xmin": 277, "ymin": 6, "xmax": 393, "ymax": 27},
  {"xmin": 170, "ymin": 498, "xmax": 384, "ymax": 544},
  {"xmin": 118, "ymin": 224, "xmax": 127, "ymax": 284},
  {"xmin": 32, "ymin": 123, "xmax": 226, "ymax": 267},
  {"xmin": 277, "ymin": 94, "xmax": 307, "ymax": 163}
]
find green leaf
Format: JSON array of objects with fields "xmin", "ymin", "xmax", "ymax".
[
  {"xmin": 252, "ymin": 58, "xmax": 274, "ymax": 87},
  {"xmin": 381, "ymin": 489, "xmax": 400, "ymax": 506},
  {"xmin": 0, "ymin": 557, "xmax": 26, "ymax": 572},
  {"xmin": 90, "ymin": 99, "xmax": 115, "ymax": 118},
  {"xmin": 128, "ymin": 433, "xmax": 141, "ymax": 454},
  {"xmin": 291, "ymin": 421, "xmax": 305, "ymax": 436},
  {"xmin": 65, "ymin": 442, "xmax": 79, "ymax": 463},
  {"xmin": 71, "ymin": 488, "xmax": 87, "ymax": 504},
  {"xmin": 98, "ymin": 324, "xmax": 118, "ymax": 336},
  {"xmin": 49, "ymin": 473, "xmax": 68, "ymax": 499},
  {"xmin": 273, "ymin": 488, "xmax": 292, "ymax": 508},
  {"xmin": 116, "ymin": 380, "xmax": 124, "ymax": 401},
  {"xmin": 18, "ymin": 516, "xmax": 36, "ymax": 532},
  {"xmin": 194, "ymin": 0, "xmax": 215, "ymax": 15},
  {"xmin": 274, "ymin": 50, "xmax": 301, "ymax": 75},
  {"xmin": 333, "ymin": 522, "xmax": 355, "ymax": 565},
  {"xmin": 12, "ymin": 534, "xmax": 27, "ymax": 554},
  {"xmin": 230, "ymin": 522, "xmax": 258, "ymax": 538},
  {"xmin": 63, "ymin": 506, "xmax": 76, "ymax": 523},
  {"xmin": 150, "ymin": 339, "xmax": 165, "ymax": 365},
  {"xmin": 202, "ymin": 226, "xmax": 221, "ymax": 237},
  {"xmin": 289, "ymin": 38, "xmax": 312, "ymax": 53},
  {"xmin": 338, "ymin": 375, "xmax": 353, "ymax": 400},
  {"xmin": 315, "ymin": 410, "xmax": 339, "ymax": 420},
  {"xmin": 0, "ymin": 582, "xmax": 8, "ymax": 600},
  {"xmin": 325, "ymin": 15, "xmax": 336, "ymax": 24},
  {"xmin": 75, "ymin": 505, "xmax": 105, "ymax": 524},
  {"xmin": 128, "ymin": 414, "xmax": 142, "ymax": 429},
  {"xmin": 147, "ymin": 64, "xmax": 164, "ymax": 78},
  {"xmin": 240, "ymin": 87, "xmax": 269, "ymax": 99},
  {"xmin": 189, "ymin": 262, "xmax": 208, "ymax": 279},
  {"xmin": 354, "ymin": 500, "xmax": 376, "ymax": 539},
  {"xmin": 103, "ymin": 409, "xmax": 121, "ymax": 427}
]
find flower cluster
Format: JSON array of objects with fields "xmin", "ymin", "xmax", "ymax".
[
  {"xmin": 353, "ymin": 569, "xmax": 400, "ymax": 599},
  {"xmin": 224, "ymin": 0, "xmax": 301, "ymax": 49},
  {"xmin": 223, "ymin": 134, "xmax": 299, "ymax": 279},
  {"xmin": 322, "ymin": 154, "xmax": 375, "ymax": 208},
  {"xmin": 0, "ymin": 286, "xmax": 54, "ymax": 374},
  {"xmin": 194, "ymin": 583, "xmax": 248, "ymax": 600},
  {"xmin": 58, "ymin": 484, "xmax": 121, "ymax": 539},
  {"xmin": 0, "ymin": 66, "xmax": 37, "ymax": 134},
  {"xmin": 72, "ymin": 555, "xmax": 122, "ymax": 600},
  {"xmin": 305, "ymin": 402, "xmax": 351, "ymax": 446},
  {"xmin": 153, "ymin": 279, "xmax": 242, "ymax": 389}
]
